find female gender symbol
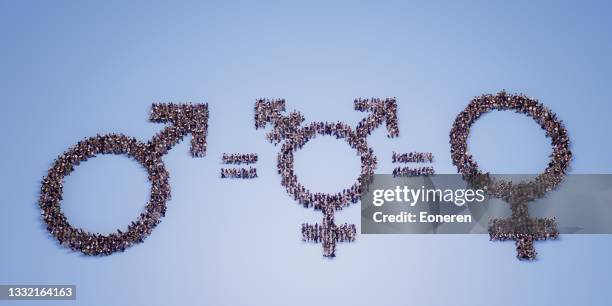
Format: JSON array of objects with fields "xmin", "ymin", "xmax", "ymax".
[{"xmin": 450, "ymin": 91, "xmax": 572, "ymax": 260}]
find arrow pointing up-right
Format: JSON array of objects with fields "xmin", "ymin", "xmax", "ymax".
[{"xmin": 354, "ymin": 97, "xmax": 399, "ymax": 138}]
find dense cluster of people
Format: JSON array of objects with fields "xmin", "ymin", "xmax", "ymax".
[
  {"xmin": 276, "ymin": 121, "xmax": 374, "ymax": 216},
  {"xmin": 489, "ymin": 218, "xmax": 558, "ymax": 260},
  {"xmin": 255, "ymin": 98, "xmax": 400, "ymax": 257},
  {"xmin": 392, "ymin": 151, "xmax": 433, "ymax": 163},
  {"xmin": 449, "ymin": 92, "xmax": 572, "ymax": 260},
  {"xmin": 354, "ymin": 97, "xmax": 399, "ymax": 138},
  {"xmin": 149, "ymin": 103, "xmax": 209, "ymax": 157},
  {"xmin": 39, "ymin": 104, "xmax": 209, "ymax": 255},
  {"xmin": 254, "ymin": 98, "xmax": 286, "ymax": 130},
  {"xmin": 299, "ymin": 207, "xmax": 357, "ymax": 257},
  {"xmin": 221, "ymin": 153, "xmax": 258, "ymax": 164},
  {"xmin": 255, "ymin": 99, "xmax": 376, "ymax": 208},
  {"xmin": 392, "ymin": 166, "xmax": 435, "ymax": 177},
  {"xmin": 302, "ymin": 222, "xmax": 356, "ymax": 256},
  {"xmin": 39, "ymin": 93, "xmax": 576, "ymax": 260},
  {"xmin": 220, "ymin": 167, "xmax": 258, "ymax": 179}
]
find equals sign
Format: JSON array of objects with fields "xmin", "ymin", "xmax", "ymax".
[
  {"xmin": 220, "ymin": 153, "xmax": 258, "ymax": 179},
  {"xmin": 392, "ymin": 151, "xmax": 435, "ymax": 177}
]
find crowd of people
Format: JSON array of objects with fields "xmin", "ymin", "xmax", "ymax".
[
  {"xmin": 449, "ymin": 91, "xmax": 572, "ymax": 260},
  {"xmin": 392, "ymin": 151, "xmax": 433, "ymax": 163},
  {"xmin": 41, "ymin": 134, "xmax": 172, "ymax": 256},
  {"xmin": 221, "ymin": 153, "xmax": 258, "ymax": 164},
  {"xmin": 255, "ymin": 99, "xmax": 376, "ymax": 208},
  {"xmin": 149, "ymin": 103, "xmax": 209, "ymax": 157},
  {"xmin": 301, "ymin": 222, "xmax": 356, "ymax": 257},
  {"xmin": 39, "ymin": 104, "xmax": 209, "ymax": 255},
  {"xmin": 254, "ymin": 98, "xmax": 286, "ymax": 130},
  {"xmin": 220, "ymin": 167, "xmax": 258, "ymax": 179},
  {"xmin": 354, "ymin": 97, "xmax": 400, "ymax": 138},
  {"xmin": 489, "ymin": 218, "xmax": 559, "ymax": 260},
  {"xmin": 392, "ymin": 166, "xmax": 435, "ymax": 177},
  {"xmin": 276, "ymin": 121, "xmax": 374, "ymax": 212},
  {"xmin": 254, "ymin": 98, "xmax": 403, "ymax": 257},
  {"xmin": 40, "ymin": 94, "xmax": 573, "ymax": 259}
]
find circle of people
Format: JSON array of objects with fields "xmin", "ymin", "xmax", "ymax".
[{"xmin": 449, "ymin": 91, "xmax": 572, "ymax": 260}]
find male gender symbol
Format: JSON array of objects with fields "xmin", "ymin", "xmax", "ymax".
[{"xmin": 39, "ymin": 104, "xmax": 208, "ymax": 255}]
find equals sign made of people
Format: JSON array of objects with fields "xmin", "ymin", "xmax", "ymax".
[
  {"xmin": 392, "ymin": 151, "xmax": 435, "ymax": 177},
  {"xmin": 220, "ymin": 153, "xmax": 259, "ymax": 179}
]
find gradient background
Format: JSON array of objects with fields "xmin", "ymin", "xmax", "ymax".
[{"xmin": 1, "ymin": 1, "xmax": 611, "ymax": 305}]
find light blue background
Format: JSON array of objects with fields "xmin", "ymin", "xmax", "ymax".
[{"xmin": 1, "ymin": 1, "xmax": 611, "ymax": 305}]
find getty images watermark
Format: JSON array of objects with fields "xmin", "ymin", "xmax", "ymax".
[{"xmin": 362, "ymin": 174, "xmax": 612, "ymax": 235}]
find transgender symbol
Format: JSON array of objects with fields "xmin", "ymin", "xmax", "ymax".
[
  {"xmin": 39, "ymin": 104, "xmax": 208, "ymax": 255},
  {"xmin": 255, "ymin": 98, "xmax": 399, "ymax": 257}
]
